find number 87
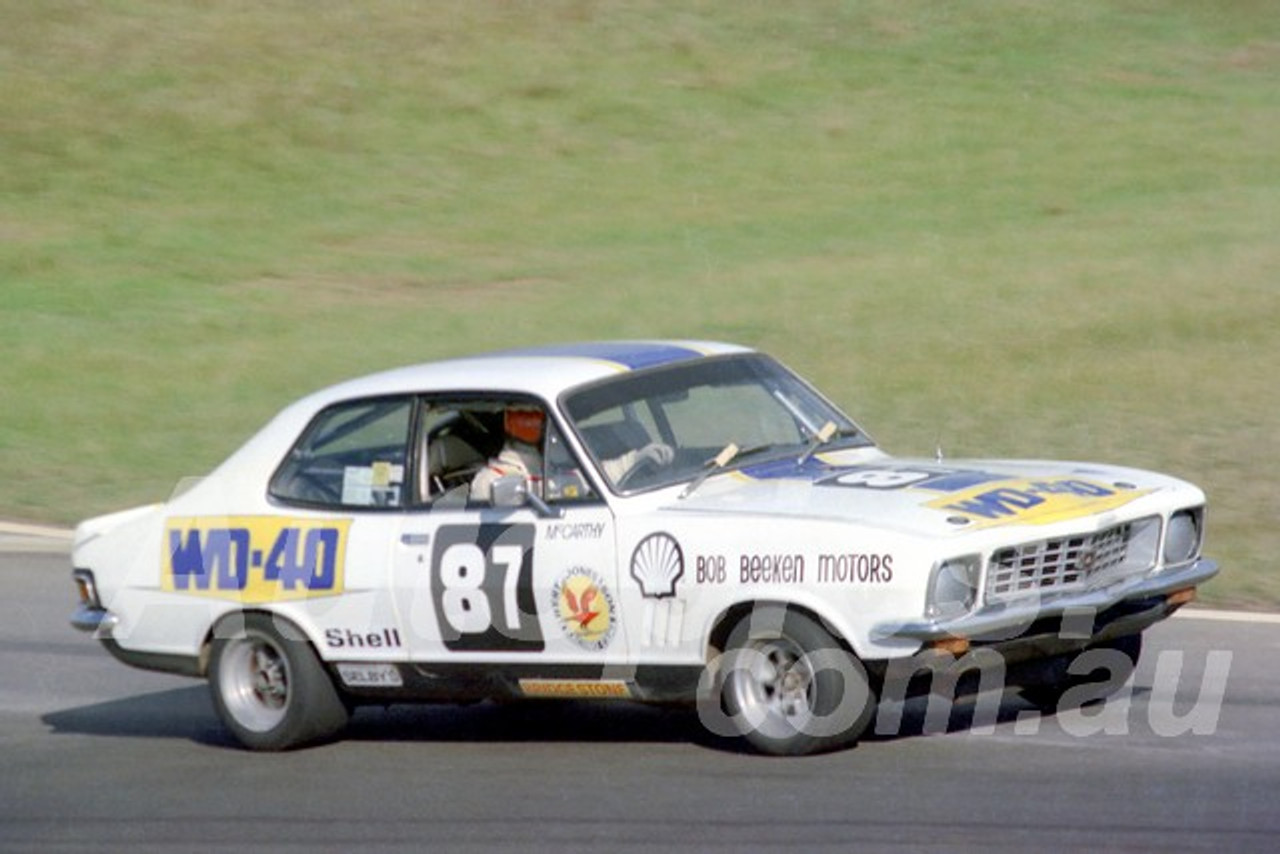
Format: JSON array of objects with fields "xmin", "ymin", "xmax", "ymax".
[{"xmin": 439, "ymin": 542, "xmax": 526, "ymax": 635}]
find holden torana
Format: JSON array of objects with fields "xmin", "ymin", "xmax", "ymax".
[{"xmin": 71, "ymin": 341, "xmax": 1216, "ymax": 754}]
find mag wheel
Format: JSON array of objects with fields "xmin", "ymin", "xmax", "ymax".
[
  {"xmin": 208, "ymin": 612, "xmax": 349, "ymax": 750},
  {"xmin": 720, "ymin": 607, "xmax": 874, "ymax": 756}
]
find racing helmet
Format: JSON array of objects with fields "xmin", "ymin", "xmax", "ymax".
[{"xmin": 504, "ymin": 407, "xmax": 545, "ymax": 445}]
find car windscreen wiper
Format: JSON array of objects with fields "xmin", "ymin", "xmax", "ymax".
[
  {"xmin": 796, "ymin": 421, "xmax": 838, "ymax": 466},
  {"xmin": 796, "ymin": 420, "xmax": 868, "ymax": 464},
  {"xmin": 678, "ymin": 441, "xmax": 782, "ymax": 500}
]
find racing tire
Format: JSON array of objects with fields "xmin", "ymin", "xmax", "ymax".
[
  {"xmin": 718, "ymin": 606, "xmax": 875, "ymax": 756},
  {"xmin": 1019, "ymin": 633, "xmax": 1143, "ymax": 712},
  {"xmin": 208, "ymin": 612, "xmax": 350, "ymax": 751}
]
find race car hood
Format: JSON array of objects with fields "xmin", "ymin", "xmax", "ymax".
[{"xmin": 665, "ymin": 457, "xmax": 1192, "ymax": 537}]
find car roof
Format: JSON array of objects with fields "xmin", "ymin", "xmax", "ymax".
[
  {"xmin": 304, "ymin": 340, "xmax": 755, "ymax": 407},
  {"xmin": 198, "ymin": 340, "xmax": 757, "ymax": 498}
]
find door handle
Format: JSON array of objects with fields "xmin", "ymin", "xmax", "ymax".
[{"xmin": 400, "ymin": 533, "xmax": 431, "ymax": 547}]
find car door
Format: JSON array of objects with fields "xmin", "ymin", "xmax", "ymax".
[{"xmin": 391, "ymin": 397, "xmax": 623, "ymax": 672}]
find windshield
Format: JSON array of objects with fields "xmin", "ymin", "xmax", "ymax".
[{"xmin": 561, "ymin": 353, "xmax": 871, "ymax": 493}]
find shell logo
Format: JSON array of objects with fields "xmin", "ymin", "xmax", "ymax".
[
  {"xmin": 630, "ymin": 532, "xmax": 685, "ymax": 599},
  {"xmin": 551, "ymin": 568, "xmax": 617, "ymax": 651}
]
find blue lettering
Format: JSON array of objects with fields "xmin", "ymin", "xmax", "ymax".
[
  {"xmin": 263, "ymin": 527, "xmax": 339, "ymax": 591},
  {"xmin": 169, "ymin": 524, "xmax": 341, "ymax": 594},
  {"xmin": 1063, "ymin": 479, "xmax": 1113, "ymax": 497},
  {"xmin": 263, "ymin": 527, "xmax": 299, "ymax": 585},
  {"xmin": 217, "ymin": 530, "xmax": 249, "ymax": 591},
  {"xmin": 169, "ymin": 529, "xmax": 212, "ymax": 590},
  {"xmin": 169, "ymin": 528, "xmax": 249, "ymax": 590},
  {"xmin": 1026, "ymin": 479, "xmax": 1114, "ymax": 498},
  {"xmin": 308, "ymin": 528, "xmax": 339, "ymax": 589},
  {"xmin": 278, "ymin": 529, "xmax": 312, "ymax": 589},
  {"xmin": 945, "ymin": 488, "xmax": 1045, "ymax": 519}
]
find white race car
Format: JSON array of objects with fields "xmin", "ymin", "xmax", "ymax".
[{"xmin": 71, "ymin": 341, "xmax": 1216, "ymax": 754}]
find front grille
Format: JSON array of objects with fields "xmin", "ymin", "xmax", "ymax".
[{"xmin": 986, "ymin": 523, "xmax": 1133, "ymax": 603}]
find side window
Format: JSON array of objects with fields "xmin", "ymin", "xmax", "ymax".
[
  {"xmin": 419, "ymin": 403, "xmax": 503, "ymax": 505},
  {"xmin": 271, "ymin": 397, "xmax": 413, "ymax": 509},
  {"xmin": 419, "ymin": 398, "xmax": 598, "ymax": 507}
]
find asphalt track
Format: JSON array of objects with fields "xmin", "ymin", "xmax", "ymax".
[{"xmin": 2, "ymin": 538, "xmax": 1278, "ymax": 853}]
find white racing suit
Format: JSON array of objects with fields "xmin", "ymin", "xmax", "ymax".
[
  {"xmin": 471, "ymin": 439, "xmax": 674, "ymax": 499},
  {"xmin": 470, "ymin": 441, "xmax": 543, "ymax": 501}
]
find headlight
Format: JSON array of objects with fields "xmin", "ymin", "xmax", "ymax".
[
  {"xmin": 1164, "ymin": 508, "xmax": 1203, "ymax": 567},
  {"xmin": 1120, "ymin": 516, "xmax": 1161, "ymax": 574},
  {"xmin": 925, "ymin": 555, "xmax": 981, "ymax": 619}
]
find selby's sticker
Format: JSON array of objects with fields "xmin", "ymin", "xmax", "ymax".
[
  {"xmin": 926, "ymin": 478, "xmax": 1151, "ymax": 527},
  {"xmin": 336, "ymin": 663, "xmax": 403, "ymax": 689},
  {"xmin": 163, "ymin": 516, "xmax": 350, "ymax": 602}
]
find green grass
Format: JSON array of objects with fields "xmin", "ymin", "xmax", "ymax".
[{"xmin": 2, "ymin": 1, "xmax": 1277, "ymax": 607}]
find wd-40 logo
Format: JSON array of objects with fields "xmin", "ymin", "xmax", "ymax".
[
  {"xmin": 927, "ymin": 478, "xmax": 1151, "ymax": 527},
  {"xmin": 163, "ymin": 516, "xmax": 350, "ymax": 602}
]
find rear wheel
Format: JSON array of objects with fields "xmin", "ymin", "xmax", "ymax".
[
  {"xmin": 208, "ymin": 612, "xmax": 349, "ymax": 750},
  {"xmin": 718, "ymin": 607, "xmax": 875, "ymax": 756}
]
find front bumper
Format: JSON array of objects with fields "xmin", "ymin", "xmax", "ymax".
[{"xmin": 872, "ymin": 557, "xmax": 1218, "ymax": 646}]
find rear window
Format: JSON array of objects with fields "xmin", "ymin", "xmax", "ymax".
[{"xmin": 270, "ymin": 397, "xmax": 413, "ymax": 509}]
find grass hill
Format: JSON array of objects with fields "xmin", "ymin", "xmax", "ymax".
[{"xmin": 2, "ymin": 1, "xmax": 1277, "ymax": 605}]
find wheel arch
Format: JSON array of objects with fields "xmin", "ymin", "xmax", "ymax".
[
  {"xmin": 198, "ymin": 607, "xmax": 323, "ymax": 678},
  {"xmin": 705, "ymin": 598, "xmax": 862, "ymax": 663}
]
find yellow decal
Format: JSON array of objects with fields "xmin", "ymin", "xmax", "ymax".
[
  {"xmin": 162, "ymin": 516, "xmax": 350, "ymax": 602},
  {"xmin": 927, "ymin": 478, "xmax": 1151, "ymax": 528},
  {"xmin": 551, "ymin": 568, "xmax": 617, "ymax": 651},
  {"xmin": 519, "ymin": 679, "xmax": 632, "ymax": 699}
]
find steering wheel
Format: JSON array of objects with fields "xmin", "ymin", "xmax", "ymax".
[{"xmin": 617, "ymin": 454, "xmax": 662, "ymax": 489}]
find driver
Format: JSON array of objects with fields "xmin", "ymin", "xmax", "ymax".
[
  {"xmin": 472, "ymin": 406, "xmax": 676, "ymax": 500},
  {"xmin": 471, "ymin": 407, "xmax": 546, "ymax": 501},
  {"xmin": 600, "ymin": 441, "xmax": 674, "ymax": 486}
]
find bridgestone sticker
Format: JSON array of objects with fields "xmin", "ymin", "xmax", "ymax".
[{"xmin": 519, "ymin": 679, "xmax": 632, "ymax": 699}]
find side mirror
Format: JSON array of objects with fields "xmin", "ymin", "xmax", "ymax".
[
  {"xmin": 489, "ymin": 474, "xmax": 564, "ymax": 519},
  {"xmin": 490, "ymin": 474, "xmax": 528, "ymax": 508}
]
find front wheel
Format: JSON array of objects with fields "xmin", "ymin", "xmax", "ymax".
[
  {"xmin": 208, "ymin": 612, "xmax": 349, "ymax": 750},
  {"xmin": 717, "ymin": 607, "xmax": 875, "ymax": 756}
]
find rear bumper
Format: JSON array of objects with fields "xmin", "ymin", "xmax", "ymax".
[
  {"xmin": 71, "ymin": 605, "xmax": 202, "ymax": 677},
  {"xmin": 71, "ymin": 603, "xmax": 116, "ymax": 633},
  {"xmin": 70, "ymin": 568, "xmax": 202, "ymax": 677},
  {"xmin": 872, "ymin": 557, "xmax": 1218, "ymax": 647},
  {"xmin": 70, "ymin": 569, "xmax": 118, "ymax": 635}
]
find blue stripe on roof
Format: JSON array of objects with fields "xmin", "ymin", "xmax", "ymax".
[{"xmin": 492, "ymin": 342, "xmax": 706, "ymax": 371}]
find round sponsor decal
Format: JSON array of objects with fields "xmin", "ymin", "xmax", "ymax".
[{"xmin": 551, "ymin": 568, "xmax": 616, "ymax": 651}]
